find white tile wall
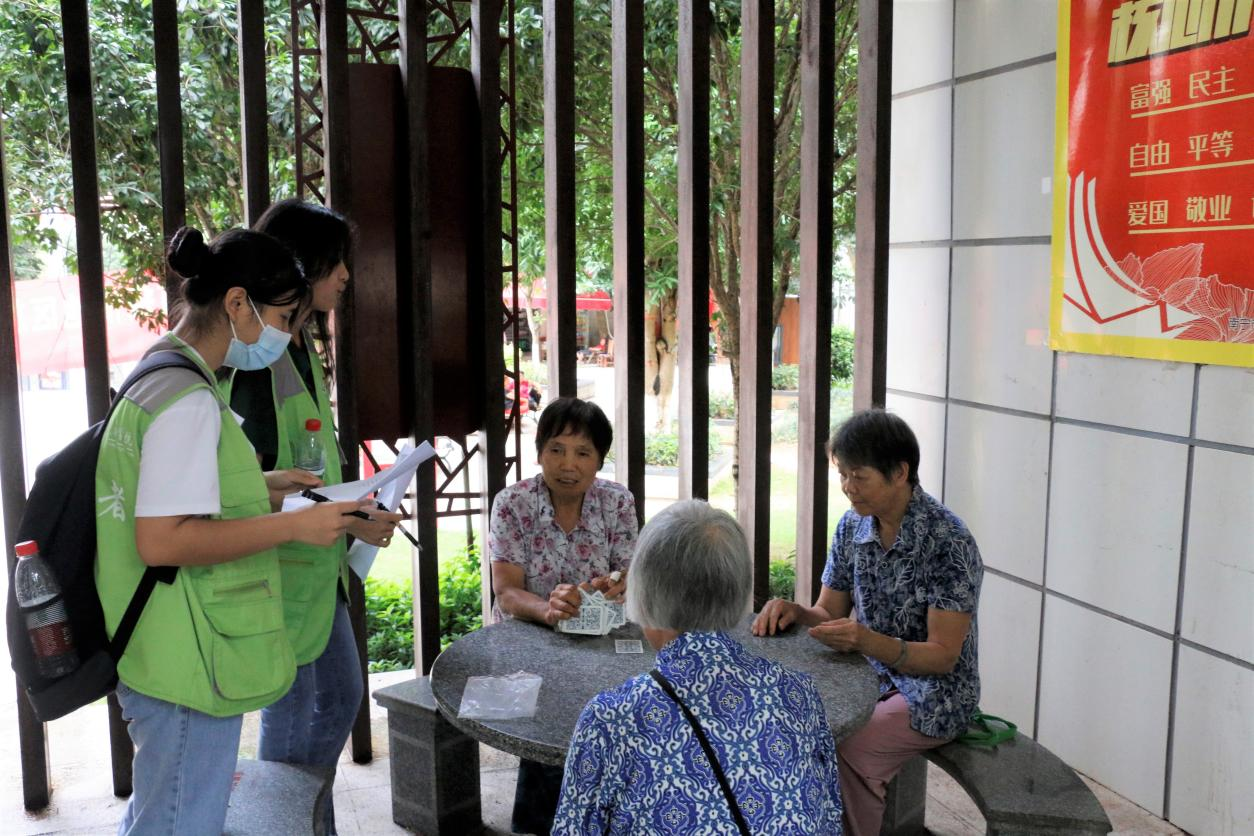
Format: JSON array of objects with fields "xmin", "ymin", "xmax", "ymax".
[
  {"xmin": 977, "ymin": 573, "xmax": 1041, "ymax": 735},
  {"xmin": 944, "ymin": 404, "xmax": 1049, "ymax": 582},
  {"xmin": 1195, "ymin": 364, "xmax": 1254, "ymax": 449},
  {"xmin": 1169, "ymin": 648, "xmax": 1254, "ymax": 836},
  {"xmin": 1179, "ymin": 447, "xmax": 1254, "ymax": 664},
  {"xmin": 1046, "ymin": 424, "xmax": 1186, "ymax": 632},
  {"xmin": 1055, "ymin": 354, "xmax": 1194, "ymax": 437},
  {"xmin": 953, "ymin": 0, "xmax": 1057, "ymax": 77},
  {"xmin": 1037, "ymin": 596, "xmax": 1172, "ymax": 815},
  {"xmin": 892, "ymin": 0, "xmax": 954, "ymax": 94},
  {"xmin": 948, "ymin": 245, "xmax": 1053, "ymax": 414},
  {"xmin": 885, "ymin": 392, "xmax": 946, "ymax": 494},
  {"xmin": 890, "ymin": 89, "xmax": 952, "ymax": 243},
  {"xmin": 887, "ymin": 247, "xmax": 950, "ymax": 397},
  {"xmin": 952, "ymin": 62, "xmax": 1055, "ymax": 240}
]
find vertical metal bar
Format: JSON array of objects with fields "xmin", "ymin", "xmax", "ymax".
[
  {"xmin": 0, "ymin": 110, "xmax": 51, "ymax": 813},
  {"xmin": 239, "ymin": 0, "xmax": 271, "ymax": 226},
  {"xmin": 473, "ymin": 0, "xmax": 506, "ymax": 607},
  {"xmin": 399, "ymin": 0, "xmax": 440, "ymax": 674},
  {"xmin": 737, "ymin": 0, "xmax": 774, "ymax": 608},
  {"xmin": 853, "ymin": 0, "xmax": 891, "ymax": 410},
  {"xmin": 677, "ymin": 0, "xmax": 710, "ymax": 501},
  {"xmin": 151, "ymin": 0, "xmax": 186, "ymax": 313},
  {"xmin": 611, "ymin": 0, "xmax": 645, "ymax": 525},
  {"xmin": 290, "ymin": 0, "xmax": 306, "ymax": 199},
  {"xmin": 543, "ymin": 0, "xmax": 577, "ymax": 397},
  {"xmin": 319, "ymin": 0, "xmax": 374, "ymax": 763},
  {"xmin": 795, "ymin": 0, "xmax": 835, "ymax": 605},
  {"xmin": 61, "ymin": 0, "xmax": 134, "ymax": 793}
]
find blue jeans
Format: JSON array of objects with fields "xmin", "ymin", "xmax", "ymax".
[
  {"xmin": 258, "ymin": 600, "xmax": 363, "ymax": 833},
  {"xmin": 115, "ymin": 682, "xmax": 244, "ymax": 836}
]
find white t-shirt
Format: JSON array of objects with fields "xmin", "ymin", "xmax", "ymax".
[{"xmin": 133, "ymin": 388, "xmax": 232, "ymax": 519}]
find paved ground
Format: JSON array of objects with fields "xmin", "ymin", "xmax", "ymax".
[{"xmin": 2, "ymin": 670, "xmax": 1183, "ymax": 836}]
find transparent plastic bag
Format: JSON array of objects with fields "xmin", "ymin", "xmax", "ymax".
[{"xmin": 457, "ymin": 671, "xmax": 543, "ymax": 720}]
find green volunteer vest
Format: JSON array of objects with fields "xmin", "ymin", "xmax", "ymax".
[
  {"xmin": 95, "ymin": 335, "xmax": 295, "ymax": 717},
  {"xmin": 227, "ymin": 330, "xmax": 349, "ymax": 665}
]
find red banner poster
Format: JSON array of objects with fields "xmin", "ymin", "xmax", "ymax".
[{"xmin": 1052, "ymin": 0, "xmax": 1254, "ymax": 366}]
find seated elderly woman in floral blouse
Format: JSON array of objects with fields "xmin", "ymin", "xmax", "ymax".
[
  {"xmin": 489, "ymin": 396, "xmax": 639, "ymax": 835},
  {"xmin": 753, "ymin": 409, "xmax": 983, "ymax": 836},
  {"xmin": 552, "ymin": 500, "xmax": 843, "ymax": 835}
]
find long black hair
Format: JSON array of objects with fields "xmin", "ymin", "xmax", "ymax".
[
  {"xmin": 253, "ymin": 199, "xmax": 353, "ymax": 381},
  {"xmin": 166, "ymin": 226, "xmax": 308, "ymax": 338}
]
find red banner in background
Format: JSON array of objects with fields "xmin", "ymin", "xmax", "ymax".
[{"xmin": 1052, "ymin": 0, "xmax": 1254, "ymax": 367}]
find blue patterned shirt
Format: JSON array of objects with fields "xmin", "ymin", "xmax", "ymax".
[
  {"xmin": 821, "ymin": 485, "xmax": 982, "ymax": 740},
  {"xmin": 552, "ymin": 631, "xmax": 843, "ymax": 835}
]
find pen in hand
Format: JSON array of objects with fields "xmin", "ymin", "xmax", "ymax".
[{"xmin": 300, "ymin": 489, "xmax": 421, "ymax": 549}]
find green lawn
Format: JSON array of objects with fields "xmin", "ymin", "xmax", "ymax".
[{"xmin": 370, "ymin": 526, "xmax": 478, "ymax": 586}]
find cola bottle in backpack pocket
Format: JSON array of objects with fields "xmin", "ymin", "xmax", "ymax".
[{"xmin": 14, "ymin": 540, "xmax": 79, "ymax": 678}]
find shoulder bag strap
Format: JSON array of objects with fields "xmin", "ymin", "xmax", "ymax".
[{"xmin": 649, "ymin": 669, "xmax": 751, "ymax": 836}]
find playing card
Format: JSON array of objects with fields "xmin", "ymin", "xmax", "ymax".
[
  {"xmin": 557, "ymin": 593, "xmax": 608, "ymax": 634},
  {"xmin": 605, "ymin": 601, "xmax": 626, "ymax": 629}
]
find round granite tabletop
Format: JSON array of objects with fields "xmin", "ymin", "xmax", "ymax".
[{"xmin": 428, "ymin": 614, "xmax": 882, "ymax": 766}]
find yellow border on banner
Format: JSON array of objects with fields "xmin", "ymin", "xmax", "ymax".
[{"xmin": 1048, "ymin": 1, "xmax": 1254, "ymax": 369}]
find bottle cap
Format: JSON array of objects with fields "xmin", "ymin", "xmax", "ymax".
[
  {"xmin": 305, "ymin": 418, "xmax": 322, "ymax": 431},
  {"xmin": 15, "ymin": 540, "xmax": 38, "ymax": 558}
]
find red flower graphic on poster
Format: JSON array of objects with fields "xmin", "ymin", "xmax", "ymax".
[{"xmin": 1051, "ymin": 0, "xmax": 1254, "ymax": 367}]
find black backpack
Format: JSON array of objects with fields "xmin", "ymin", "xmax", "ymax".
[{"xmin": 6, "ymin": 350, "xmax": 212, "ymax": 721}]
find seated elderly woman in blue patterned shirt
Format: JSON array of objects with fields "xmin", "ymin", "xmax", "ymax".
[
  {"xmin": 552, "ymin": 500, "xmax": 843, "ymax": 835},
  {"xmin": 753, "ymin": 409, "xmax": 983, "ymax": 836}
]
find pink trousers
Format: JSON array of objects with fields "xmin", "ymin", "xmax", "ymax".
[{"xmin": 836, "ymin": 692, "xmax": 948, "ymax": 836}]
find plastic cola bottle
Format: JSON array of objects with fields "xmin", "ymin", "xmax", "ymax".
[
  {"xmin": 14, "ymin": 540, "xmax": 79, "ymax": 678},
  {"xmin": 294, "ymin": 418, "xmax": 326, "ymax": 476}
]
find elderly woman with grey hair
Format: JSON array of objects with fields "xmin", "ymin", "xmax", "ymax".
[{"xmin": 550, "ymin": 500, "xmax": 843, "ymax": 835}]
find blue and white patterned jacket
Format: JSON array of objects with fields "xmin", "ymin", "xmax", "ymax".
[
  {"xmin": 552, "ymin": 631, "xmax": 843, "ymax": 835},
  {"xmin": 822, "ymin": 485, "xmax": 983, "ymax": 740}
]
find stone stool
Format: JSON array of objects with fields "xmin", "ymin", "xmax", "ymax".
[{"xmin": 223, "ymin": 758, "xmax": 334, "ymax": 836}]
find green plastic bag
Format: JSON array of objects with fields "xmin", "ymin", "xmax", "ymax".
[{"xmin": 955, "ymin": 712, "xmax": 1017, "ymax": 748}]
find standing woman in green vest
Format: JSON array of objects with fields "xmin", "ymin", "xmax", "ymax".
[
  {"xmin": 228, "ymin": 199, "xmax": 400, "ymax": 833},
  {"xmin": 96, "ymin": 226, "xmax": 371, "ymax": 836}
]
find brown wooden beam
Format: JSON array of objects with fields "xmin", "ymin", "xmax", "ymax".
[
  {"xmin": 796, "ymin": 0, "xmax": 836, "ymax": 605},
  {"xmin": 0, "ymin": 110, "xmax": 50, "ymax": 814},
  {"xmin": 399, "ymin": 0, "xmax": 440, "ymax": 675},
  {"xmin": 611, "ymin": 0, "xmax": 645, "ymax": 525},
  {"xmin": 677, "ymin": 0, "xmax": 710, "ymax": 502},
  {"xmin": 544, "ymin": 0, "xmax": 577, "ymax": 397},
  {"xmin": 151, "ymin": 0, "xmax": 186, "ymax": 312},
  {"xmin": 853, "ymin": 0, "xmax": 891, "ymax": 410},
  {"xmin": 737, "ymin": 0, "xmax": 774, "ymax": 608},
  {"xmin": 473, "ymin": 0, "xmax": 506, "ymax": 610},
  {"xmin": 239, "ymin": 0, "xmax": 270, "ymax": 226}
]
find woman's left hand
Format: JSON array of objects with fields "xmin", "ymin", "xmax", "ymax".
[
  {"xmin": 264, "ymin": 469, "xmax": 324, "ymax": 512},
  {"xmin": 589, "ymin": 570, "xmax": 627, "ymax": 601},
  {"xmin": 808, "ymin": 618, "xmax": 867, "ymax": 653},
  {"xmin": 347, "ymin": 510, "xmax": 404, "ymax": 548}
]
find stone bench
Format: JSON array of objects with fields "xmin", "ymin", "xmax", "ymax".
[
  {"xmin": 881, "ymin": 732, "xmax": 1112, "ymax": 835},
  {"xmin": 223, "ymin": 758, "xmax": 335, "ymax": 836},
  {"xmin": 373, "ymin": 675, "xmax": 482, "ymax": 834}
]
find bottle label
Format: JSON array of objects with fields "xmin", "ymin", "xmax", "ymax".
[{"xmin": 26, "ymin": 600, "xmax": 74, "ymax": 658}]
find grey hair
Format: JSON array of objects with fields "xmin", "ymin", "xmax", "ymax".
[{"xmin": 626, "ymin": 500, "xmax": 752, "ymax": 633}]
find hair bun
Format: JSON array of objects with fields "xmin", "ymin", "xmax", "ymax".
[{"xmin": 167, "ymin": 226, "xmax": 209, "ymax": 279}]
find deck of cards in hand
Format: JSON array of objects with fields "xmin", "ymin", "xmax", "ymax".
[{"xmin": 557, "ymin": 588, "xmax": 626, "ymax": 635}]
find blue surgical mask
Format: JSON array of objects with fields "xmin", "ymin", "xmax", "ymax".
[{"xmin": 224, "ymin": 299, "xmax": 291, "ymax": 371}]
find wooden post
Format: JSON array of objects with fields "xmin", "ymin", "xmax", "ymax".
[
  {"xmin": 677, "ymin": 0, "xmax": 710, "ymax": 502},
  {"xmin": 737, "ymin": 0, "xmax": 775, "ymax": 608},
  {"xmin": 853, "ymin": 0, "xmax": 891, "ymax": 410},
  {"xmin": 152, "ymin": 0, "xmax": 186, "ymax": 311},
  {"xmin": 796, "ymin": 0, "xmax": 835, "ymax": 605},
  {"xmin": 239, "ymin": 0, "xmax": 271, "ymax": 226},
  {"xmin": 612, "ymin": 0, "xmax": 645, "ymax": 526},
  {"xmin": 543, "ymin": 0, "xmax": 577, "ymax": 397}
]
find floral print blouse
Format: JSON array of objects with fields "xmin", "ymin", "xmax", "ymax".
[
  {"xmin": 822, "ymin": 485, "xmax": 983, "ymax": 740},
  {"xmin": 488, "ymin": 474, "xmax": 638, "ymax": 622},
  {"xmin": 552, "ymin": 631, "xmax": 843, "ymax": 835}
]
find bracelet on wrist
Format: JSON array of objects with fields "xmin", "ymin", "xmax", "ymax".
[{"xmin": 891, "ymin": 637, "xmax": 908, "ymax": 669}]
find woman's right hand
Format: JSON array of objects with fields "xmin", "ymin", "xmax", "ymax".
[
  {"xmin": 288, "ymin": 500, "xmax": 373, "ymax": 546},
  {"xmin": 543, "ymin": 583, "xmax": 584, "ymax": 626},
  {"xmin": 752, "ymin": 598, "xmax": 802, "ymax": 636}
]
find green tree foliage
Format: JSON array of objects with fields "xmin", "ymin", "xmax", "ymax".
[{"xmin": 0, "ymin": 0, "xmax": 295, "ymax": 324}]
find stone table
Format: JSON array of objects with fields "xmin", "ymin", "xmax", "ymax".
[{"xmin": 428, "ymin": 614, "xmax": 881, "ymax": 767}]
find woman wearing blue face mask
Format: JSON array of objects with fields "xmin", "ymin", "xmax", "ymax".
[{"xmin": 95, "ymin": 226, "xmax": 375, "ymax": 836}]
